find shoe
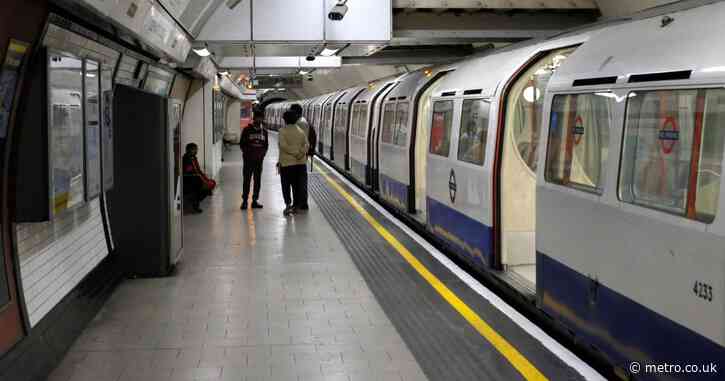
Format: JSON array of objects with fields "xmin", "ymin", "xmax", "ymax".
[
  {"xmin": 297, "ymin": 204, "xmax": 309, "ymax": 211},
  {"xmin": 240, "ymin": 202, "xmax": 248, "ymax": 210},
  {"xmin": 192, "ymin": 207, "xmax": 203, "ymax": 214},
  {"xmin": 283, "ymin": 206, "xmax": 295, "ymax": 216},
  {"xmin": 251, "ymin": 201, "xmax": 263, "ymax": 209}
]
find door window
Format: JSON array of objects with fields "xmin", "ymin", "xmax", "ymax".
[
  {"xmin": 429, "ymin": 100, "xmax": 454, "ymax": 156},
  {"xmin": 545, "ymin": 93, "xmax": 613, "ymax": 193},
  {"xmin": 381, "ymin": 103, "xmax": 396, "ymax": 144},
  {"xmin": 619, "ymin": 88, "xmax": 725, "ymax": 222},
  {"xmin": 457, "ymin": 99, "xmax": 489, "ymax": 165},
  {"xmin": 393, "ymin": 102, "xmax": 409, "ymax": 146}
]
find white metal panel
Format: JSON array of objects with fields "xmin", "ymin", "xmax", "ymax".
[
  {"xmin": 324, "ymin": 0, "xmax": 392, "ymax": 42},
  {"xmin": 548, "ymin": 2, "xmax": 725, "ymax": 92},
  {"xmin": 197, "ymin": 0, "xmax": 252, "ymax": 41},
  {"xmin": 16, "ymin": 200, "xmax": 109, "ymax": 327},
  {"xmin": 111, "ymin": 0, "xmax": 152, "ymax": 35},
  {"xmin": 253, "ymin": 0, "xmax": 325, "ymax": 41}
]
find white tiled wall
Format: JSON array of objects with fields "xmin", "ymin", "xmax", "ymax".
[{"xmin": 15, "ymin": 199, "xmax": 109, "ymax": 327}]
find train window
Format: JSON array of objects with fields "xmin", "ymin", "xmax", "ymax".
[
  {"xmin": 506, "ymin": 47, "xmax": 577, "ymax": 172},
  {"xmin": 545, "ymin": 93, "xmax": 613, "ymax": 193},
  {"xmin": 49, "ymin": 53, "xmax": 86, "ymax": 215},
  {"xmin": 429, "ymin": 100, "xmax": 454, "ymax": 157},
  {"xmin": 619, "ymin": 88, "xmax": 725, "ymax": 223},
  {"xmin": 335, "ymin": 105, "xmax": 347, "ymax": 132},
  {"xmin": 382, "ymin": 103, "xmax": 396, "ymax": 144},
  {"xmin": 393, "ymin": 102, "xmax": 409, "ymax": 146},
  {"xmin": 360, "ymin": 104, "xmax": 369, "ymax": 137},
  {"xmin": 457, "ymin": 99, "xmax": 489, "ymax": 165}
]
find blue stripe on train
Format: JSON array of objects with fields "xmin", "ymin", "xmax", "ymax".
[
  {"xmin": 379, "ymin": 173, "xmax": 408, "ymax": 211},
  {"xmin": 426, "ymin": 197, "xmax": 492, "ymax": 267},
  {"xmin": 538, "ymin": 253, "xmax": 724, "ymax": 381}
]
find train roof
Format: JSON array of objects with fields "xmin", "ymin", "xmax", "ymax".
[
  {"xmin": 548, "ymin": 1, "xmax": 725, "ymax": 93},
  {"xmin": 336, "ymin": 85, "xmax": 367, "ymax": 105},
  {"xmin": 429, "ymin": 31, "xmax": 592, "ymax": 99}
]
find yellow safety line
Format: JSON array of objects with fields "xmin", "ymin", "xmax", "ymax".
[{"xmin": 315, "ymin": 164, "xmax": 548, "ymax": 381}]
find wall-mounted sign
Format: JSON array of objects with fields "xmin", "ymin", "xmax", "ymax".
[{"xmin": 0, "ymin": 39, "xmax": 30, "ymax": 138}]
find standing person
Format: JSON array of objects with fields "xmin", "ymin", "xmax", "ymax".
[
  {"xmin": 183, "ymin": 143, "xmax": 213, "ymax": 214},
  {"xmin": 278, "ymin": 111, "xmax": 309, "ymax": 216},
  {"xmin": 239, "ymin": 113, "xmax": 268, "ymax": 209},
  {"xmin": 289, "ymin": 103, "xmax": 314, "ymax": 210}
]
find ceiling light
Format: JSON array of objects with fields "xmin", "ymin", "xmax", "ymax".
[{"xmin": 320, "ymin": 48, "xmax": 339, "ymax": 57}]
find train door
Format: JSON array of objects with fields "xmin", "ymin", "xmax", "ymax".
[
  {"xmin": 410, "ymin": 70, "xmax": 452, "ymax": 220},
  {"xmin": 371, "ymin": 84, "xmax": 398, "ymax": 191},
  {"xmin": 495, "ymin": 47, "xmax": 577, "ymax": 287},
  {"xmin": 366, "ymin": 83, "xmax": 393, "ymax": 188}
]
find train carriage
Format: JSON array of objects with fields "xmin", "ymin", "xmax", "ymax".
[
  {"xmin": 347, "ymin": 77, "xmax": 399, "ymax": 186},
  {"xmin": 285, "ymin": 2, "xmax": 725, "ymax": 379},
  {"xmin": 332, "ymin": 86, "xmax": 366, "ymax": 171},
  {"xmin": 537, "ymin": 2, "xmax": 725, "ymax": 375},
  {"xmin": 320, "ymin": 91, "xmax": 346, "ymax": 159}
]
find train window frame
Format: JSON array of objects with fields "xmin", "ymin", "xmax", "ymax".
[
  {"xmin": 617, "ymin": 87, "xmax": 725, "ymax": 224},
  {"xmin": 544, "ymin": 92, "xmax": 614, "ymax": 195},
  {"xmin": 456, "ymin": 98, "xmax": 490, "ymax": 166},
  {"xmin": 429, "ymin": 100, "xmax": 455, "ymax": 157},
  {"xmin": 393, "ymin": 102, "xmax": 410, "ymax": 147},
  {"xmin": 83, "ymin": 58, "xmax": 102, "ymax": 201},
  {"xmin": 381, "ymin": 101, "xmax": 397, "ymax": 144}
]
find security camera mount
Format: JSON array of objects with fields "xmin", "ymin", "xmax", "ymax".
[{"xmin": 328, "ymin": 0, "xmax": 348, "ymax": 21}]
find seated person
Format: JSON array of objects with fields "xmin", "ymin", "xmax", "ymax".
[{"xmin": 183, "ymin": 143, "xmax": 215, "ymax": 213}]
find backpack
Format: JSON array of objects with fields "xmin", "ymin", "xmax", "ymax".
[{"xmin": 307, "ymin": 124, "xmax": 317, "ymax": 156}]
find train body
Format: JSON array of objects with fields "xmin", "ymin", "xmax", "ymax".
[{"xmin": 265, "ymin": 2, "xmax": 725, "ymax": 379}]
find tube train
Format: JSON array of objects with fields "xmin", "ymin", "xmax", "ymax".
[{"xmin": 265, "ymin": 2, "xmax": 724, "ymax": 379}]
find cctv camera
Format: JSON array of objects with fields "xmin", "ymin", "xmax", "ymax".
[
  {"xmin": 306, "ymin": 56, "xmax": 315, "ymax": 62},
  {"xmin": 328, "ymin": 3, "xmax": 348, "ymax": 21}
]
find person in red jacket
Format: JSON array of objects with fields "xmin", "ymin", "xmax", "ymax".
[
  {"xmin": 183, "ymin": 143, "xmax": 215, "ymax": 214},
  {"xmin": 239, "ymin": 113, "xmax": 269, "ymax": 209}
]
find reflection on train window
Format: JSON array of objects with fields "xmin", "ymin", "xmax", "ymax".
[
  {"xmin": 84, "ymin": 59, "xmax": 101, "ymax": 200},
  {"xmin": 429, "ymin": 100, "xmax": 454, "ymax": 157},
  {"xmin": 49, "ymin": 53, "xmax": 85, "ymax": 215},
  {"xmin": 336, "ymin": 105, "xmax": 348, "ymax": 132},
  {"xmin": 545, "ymin": 93, "xmax": 612, "ymax": 193},
  {"xmin": 506, "ymin": 47, "xmax": 577, "ymax": 172},
  {"xmin": 381, "ymin": 103, "xmax": 396, "ymax": 144},
  {"xmin": 393, "ymin": 102, "xmax": 409, "ymax": 146},
  {"xmin": 457, "ymin": 99, "xmax": 489, "ymax": 165},
  {"xmin": 619, "ymin": 88, "xmax": 725, "ymax": 223},
  {"xmin": 359, "ymin": 105, "xmax": 368, "ymax": 137},
  {"xmin": 351, "ymin": 104, "xmax": 360, "ymax": 137}
]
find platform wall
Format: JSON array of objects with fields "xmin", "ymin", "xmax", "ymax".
[{"xmin": 14, "ymin": 200, "xmax": 109, "ymax": 327}]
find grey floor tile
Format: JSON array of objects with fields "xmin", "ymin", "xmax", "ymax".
[{"xmin": 50, "ymin": 146, "xmax": 426, "ymax": 381}]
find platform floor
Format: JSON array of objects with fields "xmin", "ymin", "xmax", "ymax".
[{"xmin": 48, "ymin": 134, "xmax": 598, "ymax": 381}]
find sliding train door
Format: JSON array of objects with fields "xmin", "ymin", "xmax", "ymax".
[{"xmin": 495, "ymin": 47, "xmax": 577, "ymax": 288}]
